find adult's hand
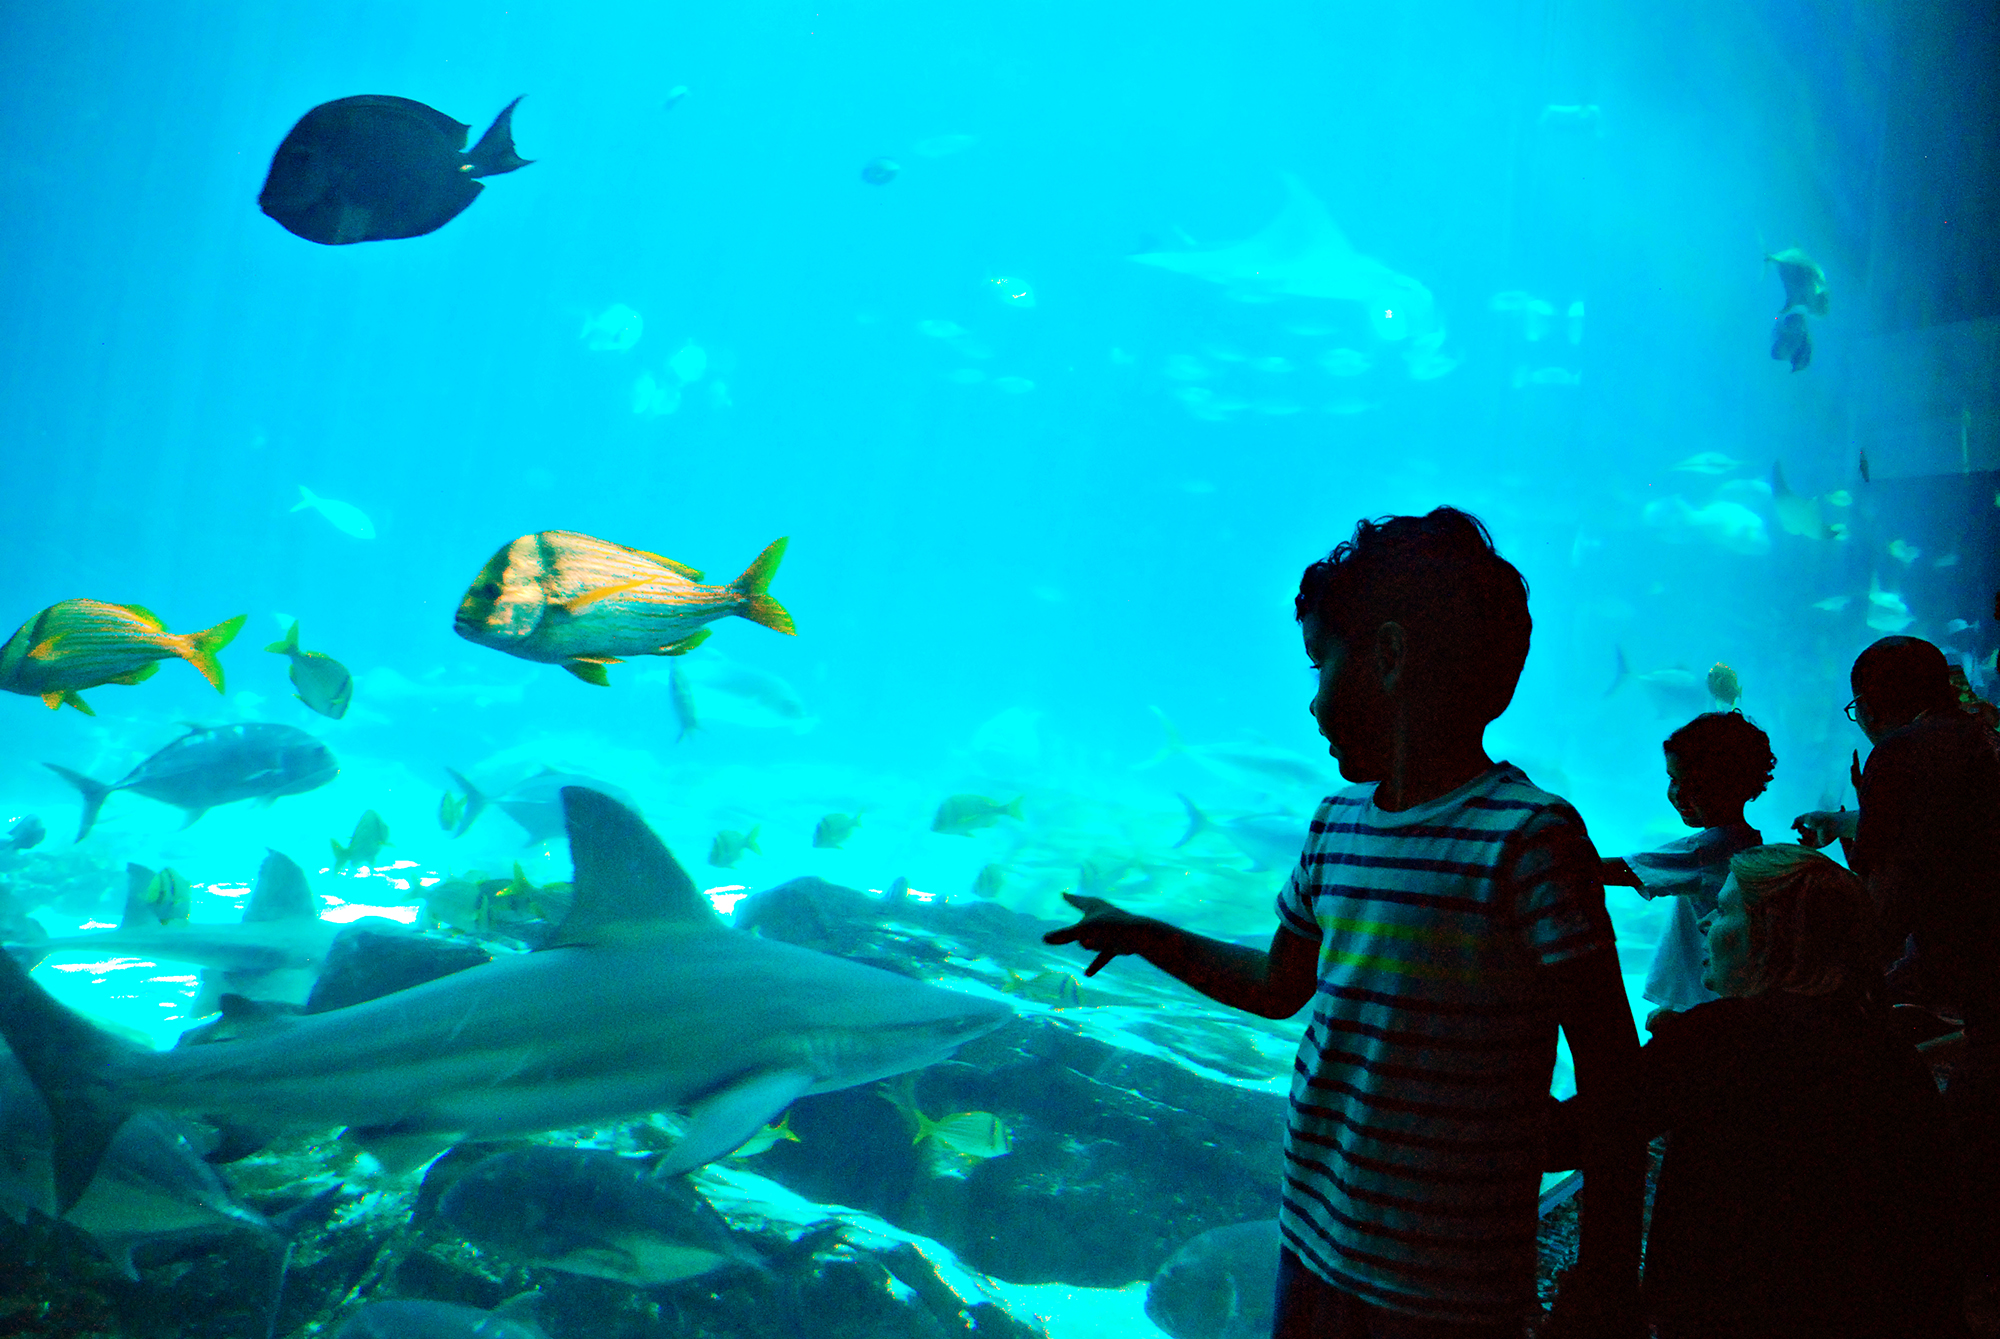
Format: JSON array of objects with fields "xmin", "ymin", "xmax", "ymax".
[
  {"xmin": 1790, "ymin": 808, "xmax": 1856, "ymax": 849},
  {"xmin": 1041, "ymin": 893, "xmax": 1161, "ymax": 976}
]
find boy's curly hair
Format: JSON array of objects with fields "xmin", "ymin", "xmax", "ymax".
[
  {"xmin": 1295, "ymin": 508, "xmax": 1531, "ymax": 725},
  {"xmin": 1664, "ymin": 711, "xmax": 1776, "ymax": 806}
]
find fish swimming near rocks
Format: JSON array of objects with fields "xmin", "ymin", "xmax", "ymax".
[
  {"xmin": 332, "ymin": 1296, "xmax": 547, "ymax": 1339},
  {"xmin": 454, "ymin": 531, "xmax": 794, "ymax": 685},
  {"xmin": 46, "ymin": 723, "xmax": 338, "ymax": 841},
  {"xmin": 435, "ymin": 1144, "xmax": 763, "ymax": 1287},
  {"xmin": 260, "ymin": 95, "xmax": 531, "ymax": 245},
  {"xmin": 0, "ymin": 787, "xmax": 1013, "ymax": 1212},
  {"xmin": 10, "ymin": 850, "xmax": 347, "ymax": 1010},
  {"xmin": 265, "ymin": 621, "xmax": 353, "ymax": 719},
  {"xmin": 0, "ymin": 600, "xmax": 244, "ymax": 715},
  {"xmin": 708, "ymin": 826, "xmax": 761, "ymax": 869},
  {"xmin": 813, "ymin": 812, "xmax": 861, "ymax": 849},
  {"xmin": 1146, "ymin": 1219, "xmax": 1281, "ymax": 1339}
]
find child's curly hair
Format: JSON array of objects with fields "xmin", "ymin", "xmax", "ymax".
[{"xmin": 1665, "ymin": 711, "xmax": 1775, "ymax": 806}]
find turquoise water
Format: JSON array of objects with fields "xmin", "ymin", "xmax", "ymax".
[{"xmin": 1, "ymin": 1, "xmax": 1996, "ymax": 1333}]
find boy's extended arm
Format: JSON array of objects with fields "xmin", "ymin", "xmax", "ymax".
[
  {"xmin": 1544, "ymin": 947, "xmax": 1645, "ymax": 1311},
  {"xmin": 1042, "ymin": 893, "xmax": 1319, "ymax": 1019}
]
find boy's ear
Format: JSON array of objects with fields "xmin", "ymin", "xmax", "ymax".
[{"xmin": 1374, "ymin": 621, "xmax": 1408, "ymax": 692}]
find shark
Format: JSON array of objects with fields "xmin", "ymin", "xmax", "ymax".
[
  {"xmin": 1131, "ymin": 175, "xmax": 1438, "ymax": 344},
  {"xmin": 0, "ymin": 787, "xmax": 1013, "ymax": 1212},
  {"xmin": 9, "ymin": 849, "xmax": 350, "ymax": 1010}
]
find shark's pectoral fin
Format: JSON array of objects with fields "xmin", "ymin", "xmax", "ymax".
[
  {"xmin": 345, "ymin": 1126, "xmax": 457, "ymax": 1174},
  {"xmin": 653, "ymin": 1069, "xmax": 816, "ymax": 1178}
]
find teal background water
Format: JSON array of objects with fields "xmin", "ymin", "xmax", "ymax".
[{"xmin": 1, "ymin": 0, "xmax": 1996, "ymax": 1203}]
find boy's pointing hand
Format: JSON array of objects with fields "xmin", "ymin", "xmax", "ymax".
[{"xmin": 1042, "ymin": 893, "xmax": 1160, "ymax": 976}]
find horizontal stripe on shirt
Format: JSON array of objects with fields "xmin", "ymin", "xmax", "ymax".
[{"xmin": 1274, "ymin": 762, "xmax": 1614, "ymax": 1324}]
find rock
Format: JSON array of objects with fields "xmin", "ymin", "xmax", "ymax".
[
  {"xmin": 754, "ymin": 1015, "xmax": 1284, "ymax": 1287},
  {"xmin": 305, "ymin": 927, "xmax": 491, "ymax": 1013}
]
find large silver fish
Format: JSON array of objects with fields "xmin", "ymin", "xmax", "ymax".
[{"xmin": 453, "ymin": 531, "xmax": 794, "ymax": 685}]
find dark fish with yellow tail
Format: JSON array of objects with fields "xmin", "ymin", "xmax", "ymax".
[
  {"xmin": 0, "ymin": 601, "xmax": 244, "ymax": 715},
  {"xmin": 453, "ymin": 532, "xmax": 795, "ymax": 685},
  {"xmin": 264, "ymin": 621, "xmax": 352, "ymax": 719}
]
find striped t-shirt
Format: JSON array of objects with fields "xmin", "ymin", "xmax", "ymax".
[{"xmin": 1273, "ymin": 762, "xmax": 1615, "ymax": 1325}]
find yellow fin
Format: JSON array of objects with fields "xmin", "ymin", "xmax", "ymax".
[
  {"xmin": 563, "ymin": 660, "xmax": 614, "ymax": 687},
  {"xmin": 106, "ymin": 663, "xmax": 160, "ymax": 686},
  {"xmin": 629, "ymin": 548, "xmax": 704, "ymax": 581},
  {"xmin": 182, "ymin": 614, "xmax": 246, "ymax": 693},
  {"xmin": 121, "ymin": 604, "xmax": 165, "ymax": 629},
  {"xmin": 44, "ymin": 690, "xmax": 94, "ymax": 715},
  {"xmin": 656, "ymin": 630, "xmax": 710, "ymax": 657},
  {"xmin": 733, "ymin": 537, "xmax": 795, "ymax": 636},
  {"xmin": 560, "ymin": 580, "xmax": 651, "ymax": 614},
  {"xmin": 27, "ymin": 635, "xmax": 63, "ymax": 661}
]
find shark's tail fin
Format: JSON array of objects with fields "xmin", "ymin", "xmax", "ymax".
[
  {"xmin": 732, "ymin": 538, "xmax": 795, "ymax": 636},
  {"xmin": 467, "ymin": 96, "xmax": 533, "ymax": 177},
  {"xmin": 0, "ymin": 941, "xmax": 142, "ymax": 1211},
  {"xmin": 445, "ymin": 767, "xmax": 489, "ymax": 837},
  {"xmin": 45, "ymin": 763, "xmax": 114, "ymax": 842},
  {"xmin": 1174, "ymin": 794, "xmax": 1212, "ymax": 850}
]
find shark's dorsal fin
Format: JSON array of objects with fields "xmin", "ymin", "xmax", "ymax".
[
  {"xmin": 550, "ymin": 788, "xmax": 719, "ymax": 946},
  {"xmin": 120, "ymin": 864, "xmax": 157, "ymax": 928},
  {"xmin": 244, "ymin": 850, "xmax": 316, "ymax": 923},
  {"xmin": 1260, "ymin": 174, "xmax": 1354, "ymax": 265}
]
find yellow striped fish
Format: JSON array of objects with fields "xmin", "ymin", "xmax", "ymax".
[
  {"xmin": 0, "ymin": 599, "xmax": 245, "ymax": 714},
  {"xmin": 452, "ymin": 531, "xmax": 794, "ymax": 685}
]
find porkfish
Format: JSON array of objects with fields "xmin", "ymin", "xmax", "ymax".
[
  {"xmin": 453, "ymin": 532, "xmax": 794, "ymax": 686},
  {"xmin": 0, "ymin": 600, "xmax": 244, "ymax": 715}
]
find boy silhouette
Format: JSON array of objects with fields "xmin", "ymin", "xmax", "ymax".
[{"xmin": 1047, "ymin": 508, "xmax": 1641, "ymax": 1337}]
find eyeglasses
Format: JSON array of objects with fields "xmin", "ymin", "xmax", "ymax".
[{"xmin": 1843, "ymin": 697, "xmax": 1862, "ymax": 722}]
